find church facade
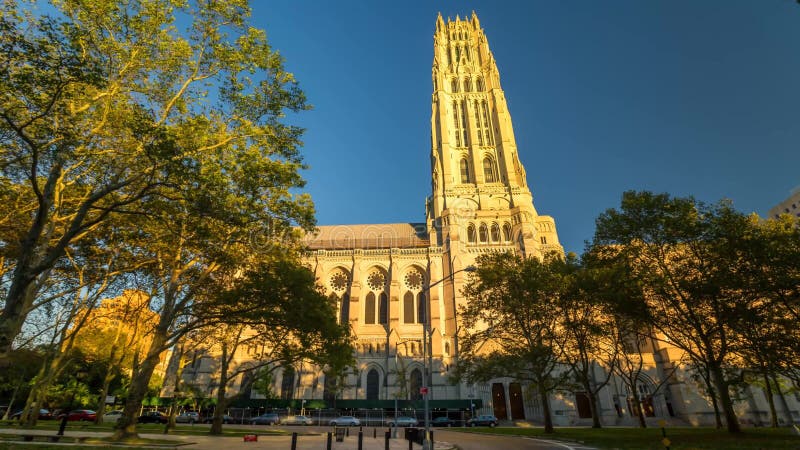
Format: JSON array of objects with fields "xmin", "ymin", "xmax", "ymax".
[{"xmin": 173, "ymin": 13, "xmax": 800, "ymax": 427}]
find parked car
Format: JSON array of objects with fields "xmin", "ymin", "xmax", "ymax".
[
  {"xmin": 60, "ymin": 410, "xmax": 96, "ymax": 421},
  {"xmin": 101, "ymin": 410, "xmax": 124, "ymax": 424},
  {"xmin": 467, "ymin": 414, "xmax": 498, "ymax": 427},
  {"xmin": 386, "ymin": 416, "xmax": 418, "ymax": 427},
  {"xmin": 203, "ymin": 414, "xmax": 234, "ymax": 424},
  {"xmin": 137, "ymin": 411, "xmax": 168, "ymax": 424},
  {"xmin": 329, "ymin": 416, "xmax": 360, "ymax": 426},
  {"xmin": 11, "ymin": 409, "xmax": 52, "ymax": 420},
  {"xmin": 175, "ymin": 411, "xmax": 200, "ymax": 423},
  {"xmin": 249, "ymin": 413, "xmax": 280, "ymax": 425},
  {"xmin": 431, "ymin": 416, "xmax": 455, "ymax": 427},
  {"xmin": 283, "ymin": 415, "xmax": 313, "ymax": 425}
]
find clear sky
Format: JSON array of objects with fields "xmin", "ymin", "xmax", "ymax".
[{"xmin": 252, "ymin": 1, "xmax": 800, "ymax": 254}]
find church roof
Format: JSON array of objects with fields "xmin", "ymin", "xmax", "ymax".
[{"xmin": 303, "ymin": 223, "xmax": 430, "ymax": 250}]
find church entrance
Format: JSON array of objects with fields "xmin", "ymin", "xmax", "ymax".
[
  {"xmin": 492, "ymin": 383, "xmax": 507, "ymax": 419},
  {"xmin": 575, "ymin": 392, "xmax": 592, "ymax": 418},
  {"xmin": 509, "ymin": 383, "xmax": 525, "ymax": 419}
]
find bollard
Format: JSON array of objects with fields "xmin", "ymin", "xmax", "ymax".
[
  {"xmin": 346, "ymin": 427, "xmax": 350, "ymax": 437},
  {"xmin": 360, "ymin": 425, "xmax": 363, "ymax": 432},
  {"xmin": 430, "ymin": 429, "xmax": 434, "ymax": 447},
  {"xmin": 408, "ymin": 435, "xmax": 413, "ymax": 450},
  {"xmin": 373, "ymin": 427, "xmax": 377, "ymax": 438},
  {"xmin": 326, "ymin": 432, "xmax": 332, "ymax": 450},
  {"xmin": 57, "ymin": 416, "xmax": 68, "ymax": 436},
  {"xmin": 358, "ymin": 430, "xmax": 363, "ymax": 450},
  {"xmin": 291, "ymin": 432, "xmax": 298, "ymax": 450},
  {"xmin": 385, "ymin": 430, "xmax": 390, "ymax": 450}
]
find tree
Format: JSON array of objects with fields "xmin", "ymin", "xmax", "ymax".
[
  {"xmin": 457, "ymin": 252, "xmax": 569, "ymax": 434},
  {"xmin": 200, "ymin": 260, "xmax": 353, "ymax": 434},
  {"xmin": 0, "ymin": 0, "xmax": 311, "ymax": 367},
  {"xmin": 559, "ymin": 258, "xmax": 619, "ymax": 428},
  {"xmin": 592, "ymin": 191, "xmax": 752, "ymax": 433}
]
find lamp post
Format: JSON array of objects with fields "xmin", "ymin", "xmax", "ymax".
[{"xmin": 421, "ymin": 265, "xmax": 476, "ymax": 450}]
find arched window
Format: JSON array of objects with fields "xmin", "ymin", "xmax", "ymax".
[
  {"xmin": 365, "ymin": 292, "xmax": 376, "ymax": 324},
  {"xmin": 403, "ymin": 291, "xmax": 414, "ymax": 324},
  {"xmin": 483, "ymin": 157, "xmax": 497, "ymax": 183},
  {"xmin": 417, "ymin": 292, "xmax": 427, "ymax": 324},
  {"xmin": 340, "ymin": 293, "xmax": 350, "ymax": 325},
  {"xmin": 476, "ymin": 77, "xmax": 484, "ymax": 91},
  {"xmin": 378, "ymin": 292, "xmax": 388, "ymax": 325},
  {"xmin": 410, "ymin": 369, "xmax": 423, "ymax": 401},
  {"xmin": 451, "ymin": 78, "xmax": 459, "ymax": 93},
  {"xmin": 474, "ymin": 100, "xmax": 484, "ymax": 146},
  {"xmin": 479, "ymin": 223, "xmax": 488, "ymax": 243},
  {"xmin": 502, "ymin": 223, "xmax": 512, "ymax": 242},
  {"xmin": 460, "ymin": 159, "xmax": 471, "ymax": 183},
  {"xmin": 463, "ymin": 78, "xmax": 472, "ymax": 92},
  {"xmin": 491, "ymin": 223, "xmax": 501, "ymax": 242},
  {"xmin": 366, "ymin": 369, "xmax": 380, "ymax": 400},
  {"xmin": 280, "ymin": 366, "xmax": 295, "ymax": 400},
  {"xmin": 452, "ymin": 101, "xmax": 461, "ymax": 147},
  {"xmin": 467, "ymin": 224, "xmax": 477, "ymax": 243}
]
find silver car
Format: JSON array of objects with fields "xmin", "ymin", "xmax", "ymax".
[
  {"xmin": 284, "ymin": 415, "xmax": 314, "ymax": 425},
  {"xmin": 386, "ymin": 416, "xmax": 418, "ymax": 427},
  {"xmin": 175, "ymin": 411, "xmax": 200, "ymax": 423},
  {"xmin": 329, "ymin": 415, "xmax": 360, "ymax": 426}
]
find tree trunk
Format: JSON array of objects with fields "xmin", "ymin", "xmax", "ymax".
[
  {"xmin": 0, "ymin": 270, "xmax": 42, "ymax": 363},
  {"xmin": 210, "ymin": 342, "xmax": 229, "ymax": 435},
  {"xmin": 2, "ymin": 385, "xmax": 19, "ymax": 420},
  {"xmin": 587, "ymin": 387, "xmax": 602, "ymax": 428},
  {"xmin": 538, "ymin": 383, "xmax": 554, "ymax": 434},
  {"xmin": 632, "ymin": 393, "xmax": 647, "ymax": 428},
  {"xmin": 113, "ymin": 330, "xmax": 167, "ymax": 440},
  {"xmin": 710, "ymin": 364, "xmax": 741, "ymax": 433},
  {"xmin": 771, "ymin": 374, "xmax": 794, "ymax": 426},
  {"xmin": 763, "ymin": 371, "xmax": 778, "ymax": 428}
]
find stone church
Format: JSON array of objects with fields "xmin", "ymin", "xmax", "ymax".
[{"xmin": 174, "ymin": 12, "xmax": 800, "ymax": 427}]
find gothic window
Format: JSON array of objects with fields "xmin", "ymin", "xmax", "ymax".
[
  {"xmin": 502, "ymin": 223, "xmax": 512, "ymax": 241},
  {"xmin": 491, "ymin": 223, "xmax": 501, "ymax": 242},
  {"xmin": 410, "ymin": 369, "xmax": 423, "ymax": 401},
  {"xmin": 452, "ymin": 101, "xmax": 461, "ymax": 147},
  {"xmin": 365, "ymin": 292, "xmax": 376, "ymax": 324},
  {"xmin": 479, "ymin": 223, "xmax": 488, "ymax": 243},
  {"xmin": 467, "ymin": 224, "xmax": 477, "ymax": 243},
  {"xmin": 474, "ymin": 100, "xmax": 484, "ymax": 146},
  {"xmin": 280, "ymin": 366, "xmax": 295, "ymax": 400},
  {"xmin": 481, "ymin": 101, "xmax": 494, "ymax": 145},
  {"xmin": 403, "ymin": 291, "xmax": 414, "ymax": 323},
  {"xmin": 476, "ymin": 77, "xmax": 484, "ymax": 91},
  {"xmin": 460, "ymin": 100, "xmax": 468, "ymax": 146},
  {"xmin": 379, "ymin": 292, "xmax": 388, "ymax": 324},
  {"xmin": 463, "ymin": 78, "xmax": 472, "ymax": 92},
  {"xmin": 367, "ymin": 271, "xmax": 386, "ymax": 291},
  {"xmin": 340, "ymin": 293, "xmax": 350, "ymax": 325},
  {"xmin": 483, "ymin": 157, "xmax": 497, "ymax": 183},
  {"xmin": 541, "ymin": 236, "xmax": 547, "ymax": 245},
  {"xmin": 417, "ymin": 292, "xmax": 427, "ymax": 324},
  {"xmin": 366, "ymin": 369, "xmax": 380, "ymax": 400},
  {"xmin": 451, "ymin": 78, "xmax": 458, "ymax": 93},
  {"xmin": 460, "ymin": 159, "xmax": 471, "ymax": 183}
]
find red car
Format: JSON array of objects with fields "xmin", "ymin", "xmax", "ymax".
[{"xmin": 61, "ymin": 409, "xmax": 96, "ymax": 421}]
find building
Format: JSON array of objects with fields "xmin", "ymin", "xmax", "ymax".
[
  {"xmin": 173, "ymin": 12, "xmax": 800, "ymax": 428},
  {"xmin": 768, "ymin": 187, "xmax": 800, "ymax": 219}
]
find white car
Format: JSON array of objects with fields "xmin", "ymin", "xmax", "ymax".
[
  {"xmin": 101, "ymin": 410, "xmax": 124, "ymax": 424},
  {"xmin": 329, "ymin": 416, "xmax": 360, "ymax": 426}
]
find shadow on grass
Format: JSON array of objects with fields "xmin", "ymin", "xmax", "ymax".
[{"xmin": 463, "ymin": 426, "xmax": 800, "ymax": 449}]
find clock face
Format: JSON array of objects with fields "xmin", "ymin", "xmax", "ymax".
[
  {"xmin": 366, "ymin": 271, "xmax": 386, "ymax": 292},
  {"xmin": 330, "ymin": 272, "xmax": 349, "ymax": 292}
]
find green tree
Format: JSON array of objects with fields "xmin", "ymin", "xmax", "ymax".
[
  {"xmin": 201, "ymin": 260, "xmax": 353, "ymax": 434},
  {"xmin": 592, "ymin": 191, "xmax": 752, "ymax": 433},
  {"xmin": 457, "ymin": 252, "xmax": 569, "ymax": 434}
]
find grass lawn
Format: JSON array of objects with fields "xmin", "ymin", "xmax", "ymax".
[
  {"xmin": 0, "ymin": 420, "xmax": 294, "ymax": 437},
  {"xmin": 465, "ymin": 426, "xmax": 800, "ymax": 449}
]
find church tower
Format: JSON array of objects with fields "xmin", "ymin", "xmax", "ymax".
[{"xmin": 426, "ymin": 12, "xmax": 561, "ymax": 261}]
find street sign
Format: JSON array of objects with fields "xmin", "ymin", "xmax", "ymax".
[{"xmin": 420, "ymin": 387, "xmax": 429, "ymax": 395}]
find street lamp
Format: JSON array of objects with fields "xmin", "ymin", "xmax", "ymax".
[{"xmin": 421, "ymin": 265, "xmax": 476, "ymax": 450}]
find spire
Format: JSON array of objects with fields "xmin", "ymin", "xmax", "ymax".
[
  {"xmin": 471, "ymin": 11, "xmax": 480, "ymax": 28},
  {"xmin": 436, "ymin": 12, "xmax": 444, "ymax": 31}
]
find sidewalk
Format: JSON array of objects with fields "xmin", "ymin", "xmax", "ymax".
[{"xmin": 0, "ymin": 427, "xmax": 455, "ymax": 450}]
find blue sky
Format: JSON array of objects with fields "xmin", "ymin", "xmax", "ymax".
[{"xmin": 252, "ymin": 1, "xmax": 800, "ymax": 254}]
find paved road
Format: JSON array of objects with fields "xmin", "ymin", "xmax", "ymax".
[{"xmin": 433, "ymin": 429, "xmax": 598, "ymax": 450}]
